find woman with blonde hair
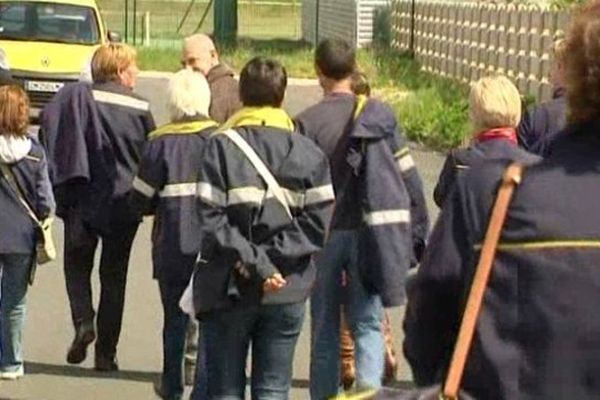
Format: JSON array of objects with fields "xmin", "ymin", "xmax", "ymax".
[
  {"xmin": 0, "ymin": 85, "xmax": 54, "ymax": 379},
  {"xmin": 405, "ymin": 1, "xmax": 600, "ymax": 397},
  {"xmin": 433, "ymin": 75, "xmax": 538, "ymax": 207}
]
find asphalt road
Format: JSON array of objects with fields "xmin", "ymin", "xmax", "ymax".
[{"xmin": 0, "ymin": 77, "xmax": 444, "ymax": 400}]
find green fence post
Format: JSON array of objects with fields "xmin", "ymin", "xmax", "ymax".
[{"xmin": 214, "ymin": 0, "xmax": 238, "ymax": 45}]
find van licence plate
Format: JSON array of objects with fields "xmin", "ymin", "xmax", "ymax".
[{"xmin": 25, "ymin": 80, "xmax": 64, "ymax": 93}]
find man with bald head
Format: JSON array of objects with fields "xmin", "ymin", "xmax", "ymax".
[{"xmin": 182, "ymin": 34, "xmax": 241, "ymax": 123}]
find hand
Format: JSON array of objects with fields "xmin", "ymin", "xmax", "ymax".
[{"xmin": 263, "ymin": 273, "xmax": 287, "ymax": 293}]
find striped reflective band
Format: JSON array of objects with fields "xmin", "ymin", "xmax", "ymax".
[
  {"xmin": 396, "ymin": 154, "xmax": 415, "ymax": 172},
  {"xmin": 196, "ymin": 182, "xmax": 335, "ymax": 208},
  {"xmin": 228, "ymin": 186, "xmax": 266, "ymax": 206},
  {"xmin": 197, "ymin": 182, "xmax": 226, "ymax": 206},
  {"xmin": 474, "ymin": 240, "xmax": 600, "ymax": 251},
  {"xmin": 305, "ymin": 184, "xmax": 335, "ymax": 205},
  {"xmin": 132, "ymin": 176, "xmax": 155, "ymax": 197},
  {"xmin": 394, "ymin": 147, "xmax": 415, "ymax": 172},
  {"xmin": 364, "ymin": 209, "xmax": 410, "ymax": 226},
  {"xmin": 93, "ymin": 90, "xmax": 150, "ymax": 111},
  {"xmin": 160, "ymin": 183, "xmax": 197, "ymax": 198}
]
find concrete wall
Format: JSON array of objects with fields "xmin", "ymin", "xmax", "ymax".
[{"xmin": 391, "ymin": 1, "xmax": 570, "ymax": 100}]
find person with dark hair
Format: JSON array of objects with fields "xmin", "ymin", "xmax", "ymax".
[
  {"xmin": 296, "ymin": 39, "xmax": 429, "ymax": 399},
  {"xmin": 404, "ymin": 1, "xmax": 600, "ymax": 398},
  {"xmin": 40, "ymin": 43, "xmax": 155, "ymax": 372},
  {"xmin": 191, "ymin": 57, "xmax": 334, "ymax": 399}
]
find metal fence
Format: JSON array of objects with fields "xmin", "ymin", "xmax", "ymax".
[
  {"xmin": 391, "ymin": 1, "xmax": 570, "ymax": 100},
  {"xmin": 97, "ymin": 0, "xmax": 302, "ymax": 47},
  {"xmin": 302, "ymin": 0, "xmax": 390, "ymax": 48}
]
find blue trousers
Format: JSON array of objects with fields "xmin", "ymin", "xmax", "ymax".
[
  {"xmin": 310, "ymin": 230, "xmax": 384, "ymax": 399},
  {"xmin": 0, "ymin": 253, "xmax": 32, "ymax": 372},
  {"xmin": 202, "ymin": 302, "xmax": 306, "ymax": 400}
]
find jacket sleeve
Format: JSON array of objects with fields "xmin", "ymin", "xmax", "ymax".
[
  {"xmin": 517, "ymin": 108, "xmax": 535, "ymax": 151},
  {"xmin": 358, "ymin": 137, "xmax": 414, "ymax": 307},
  {"xmin": 389, "ymin": 129, "xmax": 430, "ymax": 264},
  {"xmin": 403, "ymin": 187, "xmax": 471, "ymax": 386},
  {"xmin": 433, "ymin": 152, "xmax": 457, "ymax": 208},
  {"xmin": 258, "ymin": 154, "xmax": 334, "ymax": 268},
  {"xmin": 130, "ymin": 140, "xmax": 164, "ymax": 216},
  {"xmin": 196, "ymin": 138, "xmax": 279, "ymax": 280},
  {"xmin": 35, "ymin": 150, "xmax": 56, "ymax": 219}
]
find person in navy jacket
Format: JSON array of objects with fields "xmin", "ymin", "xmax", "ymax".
[
  {"xmin": 0, "ymin": 85, "xmax": 54, "ymax": 380},
  {"xmin": 404, "ymin": 3, "xmax": 600, "ymax": 398},
  {"xmin": 41, "ymin": 44, "xmax": 155, "ymax": 372},
  {"xmin": 131, "ymin": 69, "xmax": 217, "ymax": 400},
  {"xmin": 434, "ymin": 75, "xmax": 539, "ymax": 208}
]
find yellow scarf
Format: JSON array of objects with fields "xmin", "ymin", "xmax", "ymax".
[
  {"xmin": 149, "ymin": 120, "xmax": 218, "ymax": 140},
  {"xmin": 219, "ymin": 107, "xmax": 295, "ymax": 132}
]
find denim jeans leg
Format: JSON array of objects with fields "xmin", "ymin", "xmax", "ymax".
[
  {"xmin": 190, "ymin": 323, "xmax": 207, "ymax": 400},
  {"xmin": 0, "ymin": 254, "xmax": 32, "ymax": 372},
  {"xmin": 159, "ymin": 280, "xmax": 189, "ymax": 399},
  {"xmin": 345, "ymin": 231, "xmax": 385, "ymax": 391},
  {"xmin": 310, "ymin": 230, "xmax": 349, "ymax": 400},
  {"xmin": 203, "ymin": 306, "xmax": 256, "ymax": 399},
  {"xmin": 251, "ymin": 302, "xmax": 306, "ymax": 400}
]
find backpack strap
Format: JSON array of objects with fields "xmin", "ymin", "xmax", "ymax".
[{"xmin": 220, "ymin": 129, "xmax": 293, "ymax": 220}]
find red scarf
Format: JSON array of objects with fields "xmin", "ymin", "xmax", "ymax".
[{"xmin": 475, "ymin": 127, "xmax": 517, "ymax": 145}]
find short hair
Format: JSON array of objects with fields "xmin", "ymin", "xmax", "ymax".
[
  {"xmin": 91, "ymin": 43, "xmax": 137, "ymax": 83},
  {"xmin": 239, "ymin": 57, "xmax": 287, "ymax": 107},
  {"xmin": 168, "ymin": 69, "xmax": 211, "ymax": 121},
  {"xmin": 469, "ymin": 75, "xmax": 522, "ymax": 132},
  {"xmin": 351, "ymin": 71, "xmax": 371, "ymax": 96},
  {"xmin": 0, "ymin": 85, "xmax": 29, "ymax": 137},
  {"xmin": 315, "ymin": 39, "xmax": 356, "ymax": 80},
  {"xmin": 563, "ymin": 0, "xmax": 600, "ymax": 123}
]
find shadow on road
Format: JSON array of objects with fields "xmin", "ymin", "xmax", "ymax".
[{"xmin": 25, "ymin": 362, "xmax": 159, "ymax": 383}]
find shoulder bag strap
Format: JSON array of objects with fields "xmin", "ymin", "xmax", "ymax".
[
  {"xmin": 221, "ymin": 129, "xmax": 293, "ymax": 220},
  {"xmin": 442, "ymin": 162, "xmax": 523, "ymax": 399},
  {"xmin": 0, "ymin": 163, "xmax": 42, "ymax": 227}
]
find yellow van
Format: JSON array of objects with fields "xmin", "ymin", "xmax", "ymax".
[{"xmin": 0, "ymin": 0, "xmax": 118, "ymax": 116}]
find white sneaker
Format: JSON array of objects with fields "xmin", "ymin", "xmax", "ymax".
[{"xmin": 0, "ymin": 365, "xmax": 24, "ymax": 380}]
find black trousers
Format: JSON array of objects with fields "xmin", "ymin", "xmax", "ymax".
[{"xmin": 63, "ymin": 211, "xmax": 138, "ymax": 359}]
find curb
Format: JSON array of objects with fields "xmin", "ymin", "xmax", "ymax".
[{"xmin": 139, "ymin": 71, "xmax": 319, "ymax": 86}]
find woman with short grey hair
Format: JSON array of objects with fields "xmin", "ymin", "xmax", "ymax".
[{"xmin": 131, "ymin": 69, "xmax": 216, "ymax": 400}]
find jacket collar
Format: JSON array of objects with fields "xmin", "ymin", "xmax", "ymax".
[
  {"xmin": 219, "ymin": 106, "xmax": 294, "ymax": 132},
  {"xmin": 149, "ymin": 118, "xmax": 218, "ymax": 140},
  {"xmin": 350, "ymin": 96, "xmax": 397, "ymax": 139}
]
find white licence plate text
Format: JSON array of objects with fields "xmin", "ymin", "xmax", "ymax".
[{"xmin": 25, "ymin": 80, "xmax": 64, "ymax": 93}]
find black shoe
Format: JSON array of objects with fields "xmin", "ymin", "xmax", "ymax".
[
  {"xmin": 153, "ymin": 379, "xmax": 182, "ymax": 400},
  {"xmin": 66, "ymin": 321, "xmax": 96, "ymax": 365},
  {"xmin": 94, "ymin": 354, "xmax": 119, "ymax": 372}
]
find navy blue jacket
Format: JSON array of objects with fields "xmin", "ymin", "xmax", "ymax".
[
  {"xmin": 404, "ymin": 119, "xmax": 600, "ymax": 399},
  {"xmin": 434, "ymin": 139, "xmax": 540, "ymax": 208},
  {"xmin": 298, "ymin": 96, "xmax": 430, "ymax": 306},
  {"xmin": 41, "ymin": 81, "xmax": 155, "ymax": 233},
  {"xmin": 518, "ymin": 88, "xmax": 566, "ymax": 156},
  {"xmin": 131, "ymin": 119, "xmax": 217, "ymax": 285},
  {"xmin": 193, "ymin": 117, "xmax": 334, "ymax": 314},
  {"xmin": 0, "ymin": 139, "xmax": 55, "ymax": 253}
]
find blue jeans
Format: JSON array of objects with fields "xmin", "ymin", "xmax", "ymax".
[
  {"xmin": 0, "ymin": 254, "xmax": 32, "ymax": 372},
  {"xmin": 158, "ymin": 280, "xmax": 191, "ymax": 399},
  {"xmin": 310, "ymin": 230, "xmax": 384, "ymax": 399},
  {"xmin": 202, "ymin": 302, "xmax": 306, "ymax": 400}
]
